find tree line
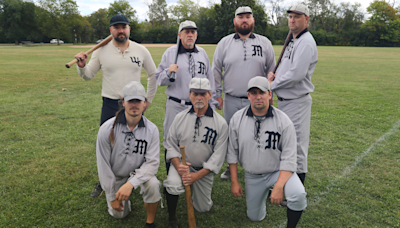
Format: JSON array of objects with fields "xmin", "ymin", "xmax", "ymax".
[{"xmin": 0, "ymin": 0, "xmax": 399, "ymax": 46}]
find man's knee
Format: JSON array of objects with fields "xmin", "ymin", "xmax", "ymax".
[
  {"xmin": 141, "ymin": 177, "xmax": 162, "ymax": 203},
  {"xmin": 247, "ymin": 207, "xmax": 266, "ymax": 222},
  {"xmin": 287, "ymin": 191, "xmax": 307, "ymax": 211}
]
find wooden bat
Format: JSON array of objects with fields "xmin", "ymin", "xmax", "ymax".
[
  {"xmin": 169, "ymin": 35, "xmax": 180, "ymax": 82},
  {"xmin": 180, "ymin": 145, "xmax": 196, "ymax": 228},
  {"xmin": 65, "ymin": 35, "xmax": 113, "ymax": 68},
  {"xmin": 273, "ymin": 31, "xmax": 293, "ymax": 73}
]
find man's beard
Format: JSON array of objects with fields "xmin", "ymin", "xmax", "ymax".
[
  {"xmin": 234, "ymin": 23, "xmax": 254, "ymax": 36},
  {"xmin": 113, "ymin": 33, "xmax": 129, "ymax": 43},
  {"xmin": 194, "ymin": 101, "xmax": 205, "ymax": 109}
]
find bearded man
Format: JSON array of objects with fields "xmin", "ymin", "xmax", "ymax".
[{"xmin": 212, "ymin": 6, "xmax": 276, "ymax": 180}]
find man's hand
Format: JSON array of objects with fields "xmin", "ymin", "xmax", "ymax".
[
  {"xmin": 182, "ymin": 172, "xmax": 199, "ymax": 186},
  {"xmin": 270, "ymin": 185, "xmax": 284, "ymax": 205},
  {"xmin": 177, "ymin": 162, "xmax": 191, "ymax": 177},
  {"xmin": 267, "ymin": 72, "xmax": 276, "ymax": 83},
  {"xmin": 115, "ymin": 182, "xmax": 134, "ymax": 201},
  {"xmin": 110, "ymin": 200, "xmax": 124, "ymax": 211},
  {"xmin": 168, "ymin": 64, "xmax": 179, "ymax": 75},
  {"xmin": 216, "ymin": 97, "xmax": 223, "ymax": 110},
  {"xmin": 74, "ymin": 52, "xmax": 88, "ymax": 68},
  {"xmin": 231, "ymin": 181, "xmax": 243, "ymax": 197}
]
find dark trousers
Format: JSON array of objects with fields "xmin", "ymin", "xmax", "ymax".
[{"xmin": 100, "ymin": 97, "xmax": 121, "ymax": 126}]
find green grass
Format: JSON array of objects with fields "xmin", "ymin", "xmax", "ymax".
[{"xmin": 1, "ymin": 44, "xmax": 400, "ymax": 227}]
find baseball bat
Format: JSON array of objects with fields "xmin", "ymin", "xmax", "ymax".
[
  {"xmin": 180, "ymin": 145, "xmax": 196, "ymax": 228},
  {"xmin": 65, "ymin": 35, "xmax": 113, "ymax": 68},
  {"xmin": 169, "ymin": 35, "xmax": 181, "ymax": 82},
  {"xmin": 273, "ymin": 31, "xmax": 293, "ymax": 73}
]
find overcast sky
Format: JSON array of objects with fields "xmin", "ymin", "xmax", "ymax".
[{"xmin": 75, "ymin": 0, "xmax": 376, "ymax": 21}]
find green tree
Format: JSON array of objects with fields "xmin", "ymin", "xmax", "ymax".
[
  {"xmin": 195, "ymin": 6, "xmax": 218, "ymax": 43},
  {"xmin": 363, "ymin": 0, "xmax": 400, "ymax": 46},
  {"xmin": 168, "ymin": 0, "xmax": 200, "ymax": 23},
  {"xmin": 37, "ymin": 0, "xmax": 79, "ymax": 44},
  {"xmin": 147, "ymin": 0, "xmax": 169, "ymax": 28},
  {"xmin": 107, "ymin": 0, "xmax": 137, "ymax": 22},
  {"xmin": 88, "ymin": 8, "xmax": 109, "ymax": 40}
]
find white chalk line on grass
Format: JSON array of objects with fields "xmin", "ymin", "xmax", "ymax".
[{"xmin": 275, "ymin": 120, "xmax": 400, "ymax": 228}]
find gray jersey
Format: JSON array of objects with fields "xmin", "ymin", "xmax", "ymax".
[
  {"xmin": 213, "ymin": 33, "xmax": 276, "ymax": 98},
  {"xmin": 271, "ymin": 31, "xmax": 318, "ymax": 99},
  {"xmin": 156, "ymin": 44, "xmax": 218, "ymax": 108},
  {"xmin": 227, "ymin": 105, "xmax": 297, "ymax": 174},
  {"xmin": 165, "ymin": 106, "xmax": 228, "ymax": 174},
  {"xmin": 96, "ymin": 114, "xmax": 160, "ymax": 202}
]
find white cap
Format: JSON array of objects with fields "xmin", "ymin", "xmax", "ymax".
[
  {"xmin": 178, "ymin": 20, "xmax": 197, "ymax": 33},
  {"xmin": 123, "ymin": 81, "xmax": 146, "ymax": 101},
  {"xmin": 247, "ymin": 76, "xmax": 271, "ymax": 92},
  {"xmin": 189, "ymin": 78, "xmax": 211, "ymax": 93},
  {"xmin": 235, "ymin": 6, "xmax": 252, "ymax": 16},
  {"xmin": 287, "ymin": 4, "xmax": 310, "ymax": 16}
]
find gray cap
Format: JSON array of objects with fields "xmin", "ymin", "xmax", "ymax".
[
  {"xmin": 287, "ymin": 4, "xmax": 310, "ymax": 16},
  {"xmin": 178, "ymin": 20, "xmax": 197, "ymax": 33},
  {"xmin": 123, "ymin": 81, "xmax": 146, "ymax": 101},
  {"xmin": 235, "ymin": 6, "xmax": 253, "ymax": 16},
  {"xmin": 247, "ymin": 76, "xmax": 271, "ymax": 92},
  {"xmin": 189, "ymin": 78, "xmax": 211, "ymax": 93}
]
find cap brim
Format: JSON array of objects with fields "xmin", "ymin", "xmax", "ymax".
[
  {"xmin": 236, "ymin": 12, "xmax": 252, "ymax": 15},
  {"xmin": 287, "ymin": 10, "xmax": 305, "ymax": 15},
  {"xmin": 110, "ymin": 21, "xmax": 130, "ymax": 26},
  {"xmin": 247, "ymin": 86, "xmax": 268, "ymax": 92},
  {"xmin": 190, "ymin": 88, "xmax": 210, "ymax": 93},
  {"xmin": 124, "ymin": 95, "xmax": 145, "ymax": 101}
]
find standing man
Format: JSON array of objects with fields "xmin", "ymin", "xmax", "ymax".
[
  {"xmin": 213, "ymin": 6, "xmax": 276, "ymax": 179},
  {"xmin": 227, "ymin": 76, "xmax": 307, "ymax": 227},
  {"xmin": 155, "ymin": 20, "xmax": 218, "ymax": 173},
  {"xmin": 163, "ymin": 78, "xmax": 228, "ymax": 228},
  {"xmin": 268, "ymin": 4, "xmax": 318, "ymax": 185},
  {"xmin": 74, "ymin": 14, "xmax": 158, "ymax": 197},
  {"xmin": 96, "ymin": 81, "xmax": 161, "ymax": 228}
]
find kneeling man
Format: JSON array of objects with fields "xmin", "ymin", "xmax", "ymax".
[
  {"xmin": 227, "ymin": 76, "xmax": 307, "ymax": 227},
  {"xmin": 96, "ymin": 81, "xmax": 161, "ymax": 228},
  {"xmin": 163, "ymin": 78, "xmax": 228, "ymax": 227}
]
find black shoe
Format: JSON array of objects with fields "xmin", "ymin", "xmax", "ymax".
[
  {"xmin": 167, "ymin": 218, "xmax": 179, "ymax": 228},
  {"xmin": 220, "ymin": 167, "xmax": 231, "ymax": 180},
  {"xmin": 144, "ymin": 223, "xmax": 156, "ymax": 228},
  {"xmin": 90, "ymin": 182, "xmax": 103, "ymax": 198}
]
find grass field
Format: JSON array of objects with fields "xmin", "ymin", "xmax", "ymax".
[{"xmin": 1, "ymin": 44, "xmax": 400, "ymax": 228}]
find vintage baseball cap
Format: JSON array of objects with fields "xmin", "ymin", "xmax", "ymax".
[
  {"xmin": 123, "ymin": 81, "xmax": 146, "ymax": 101},
  {"xmin": 110, "ymin": 14, "xmax": 130, "ymax": 26},
  {"xmin": 189, "ymin": 78, "xmax": 211, "ymax": 93},
  {"xmin": 178, "ymin": 20, "xmax": 197, "ymax": 33},
  {"xmin": 247, "ymin": 76, "xmax": 271, "ymax": 92},
  {"xmin": 287, "ymin": 4, "xmax": 310, "ymax": 16},
  {"xmin": 235, "ymin": 6, "xmax": 253, "ymax": 16}
]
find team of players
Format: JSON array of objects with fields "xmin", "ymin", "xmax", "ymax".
[{"xmin": 75, "ymin": 4, "xmax": 317, "ymax": 228}]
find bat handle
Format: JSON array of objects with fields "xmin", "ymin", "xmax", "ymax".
[
  {"xmin": 180, "ymin": 145, "xmax": 186, "ymax": 165},
  {"xmin": 169, "ymin": 72, "xmax": 176, "ymax": 82},
  {"xmin": 65, "ymin": 58, "xmax": 78, "ymax": 68}
]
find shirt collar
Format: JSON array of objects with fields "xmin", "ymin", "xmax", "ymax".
[
  {"xmin": 117, "ymin": 112, "xmax": 146, "ymax": 128},
  {"xmin": 294, "ymin": 28, "xmax": 308, "ymax": 39},
  {"xmin": 246, "ymin": 105, "xmax": 274, "ymax": 118},
  {"xmin": 188, "ymin": 105, "xmax": 214, "ymax": 117},
  {"xmin": 233, "ymin": 32, "xmax": 256, "ymax": 40},
  {"xmin": 178, "ymin": 43, "xmax": 199, "ymax": 54}
]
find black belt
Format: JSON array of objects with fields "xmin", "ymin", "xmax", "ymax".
[
  {"xmin": 169, "ymin": 96, "xmax": 192, "ymax": 105},
  {"xmin": 277, "ymin": 93, "xmax": 309, "ymax": 101},
  {"xmin": 227, "ymin": 93, "xmax": 247, "ymax": 99},
  {"xmin": 191, "ymin": 166, "xmax": 203, "ymax": 171}
]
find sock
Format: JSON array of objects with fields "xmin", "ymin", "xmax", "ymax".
[
  {"xmin": 165, "ymin": 188, "xmax": 179, "ymax": 221},
  {"xmin": 297, "ymin": 173, "xmax": 306, "ymax": 185},
  {"xmin": 287, "ymin": 208, "xmax": 303, "ymax": 228}
]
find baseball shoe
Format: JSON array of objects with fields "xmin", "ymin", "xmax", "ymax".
[
  {"xmin": 220, "ymin": 168, "xmax": 231, "ymax": 180},
  {"xmin": 167, "ymin": 218, "xmax": 179, "ymax": 228},
  {"xmin": 144, "ymin": 223, "xmax": 156, "ymax": 228},
  {"xmin": 90, "ymin": 182, "xmax": 103, "ymax": 198}
]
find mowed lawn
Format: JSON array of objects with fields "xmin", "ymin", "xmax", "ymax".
[{"xmin": 1, "ymin": 44, "xmax": 399, "ymax": 228}]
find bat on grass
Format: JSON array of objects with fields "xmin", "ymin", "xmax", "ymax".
[
  {"xmin": 65, "ymin": 35, "xmax": 113, "ymax": 68},
  {"xmin": 169, "ymin": 35, "xmax": 181, "ymax": 82},
  {"xmin": 180, "ymin": 145, "xmax": 196, "ymax": 228}
]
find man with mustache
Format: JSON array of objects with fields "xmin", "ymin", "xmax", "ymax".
[
  {"xmin": 163, "ymin": 78, "xmax": 227, "ymax": 228},
  {"xmin": 74, "ymin": 14, "xmax": 158, "ymax": 198},
  {"xmin": 227, "ymin": 76, "xmax": 306, "ymax": 227},
  {"xmin": 212, "ymin": 6, "xmax": 276, "ymax": 180},
  {"xmin": 96, "ymin": 81, "xmax": 161, "ymax": 228}
]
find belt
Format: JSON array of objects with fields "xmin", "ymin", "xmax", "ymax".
[
  {"xmin": 227, "ymin": 93, "xmax": 247, "ymax": 99},
  {"xmin": 191, "ymin": 166, "xmax": 203, "ymax": 171},
  {"xmin": 277, "ymin": 93, "xmax": 309, "ymax": 101},
  {"xmin": 169, "ymin": 96, "xmax": 192, "ymax": 105}
]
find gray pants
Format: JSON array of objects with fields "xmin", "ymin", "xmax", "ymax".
[
  {"xmin": 223, "ymin": 93, "xmax": 250, "ymax": 125},
  {"xmin": 245, "ymin": 171, "xmax": 307, "ymax": 222},
  {"xmin": 106, "ymin": 175, "xmax": 161, "ymax": 219},
  {"xmin": 278, "ymin": 94, "xmax": 312, "ymax": 173},
  {"xmin": 164, "ymin": 166, "xmax": 214, "ymax": 212},
  {"xmin": 162, "ymin": 98, "xmax": 192, "ymax": 147}
]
